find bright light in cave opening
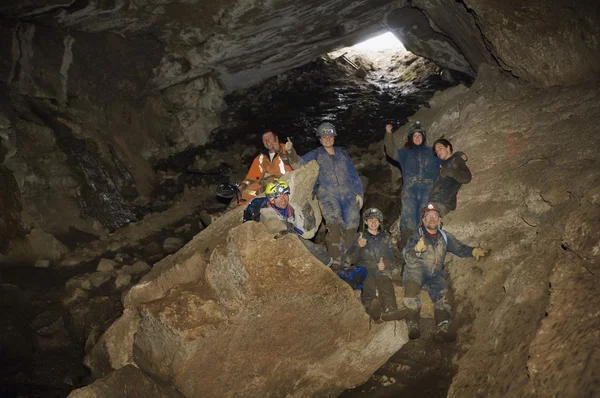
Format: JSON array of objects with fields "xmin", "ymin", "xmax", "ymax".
[{"xmin": 352, "ymin": 32, "xmax": 404, "ymax": 51}]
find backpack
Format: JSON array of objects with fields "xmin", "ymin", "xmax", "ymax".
[
  {"xmin": 337, "ymin": 266, "xmax": 368, "ymax": 290},
  {"xmin": 243, "ymin": 197, "xmax": 270, "ymax": 223}
]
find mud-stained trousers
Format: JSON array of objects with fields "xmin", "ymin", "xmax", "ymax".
[
  {"xmin": 399, "ymin": 180, "xmax": 434, "ymax": 250},
  {"xmin": 361, "ymin": 269, "xmax": 399, "ymax": 312},
  {"xmin": 403, "ymin": 263, "xmax": 453, "ymax": 339},
  {"xmin": 319, "ymin": 192, "xmax": 360, "ymax": 263}
]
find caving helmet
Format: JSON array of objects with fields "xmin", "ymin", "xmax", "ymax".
[
  {"xmin": 316, "ymin": 122, "xmax": 337, "ymax": 137},
  {"xmin": 363, "ymin": 207, "xmax": 384, "ymax": 224},
  {"xmin": 407, "ymin": 121, "xmax": 427, "ymax": 145},
  {"xmin": 421, "ymin": 203, "xmax": 442, "ymax": 218},
  {"xmin": 265, "ymin": 179, "xmax": 290, "ymax": 199}
]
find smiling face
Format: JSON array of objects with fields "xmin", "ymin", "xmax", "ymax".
[
  {"xmin": 262, "ymin": 131, "xmax": 280, "ymax": 153},
  {"xmin": 412, "ymin": 132, "xmax": 423, "ymax": 146},
  {"xmin": 366, "ymin": 218, "xmax": 381, "ymax": 234},
  {"xmin": 271, "ymin": 193, "xmax": 289, "ymax": 209},
  {"xmin": 422, "ymin": 210, "xmax": 441, "ymax": 232},
  {"xmin": 435, "ymin": 142, "xmax": 452, "ymax": 160},
  {"xmin": 319, "ymin": 135, "xmax": 335, "ymax": 149}
]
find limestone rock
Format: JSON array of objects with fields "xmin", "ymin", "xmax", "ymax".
[
  {"xmin": 66, "ymin": 275, "xmax": 93, "ymax": 291},
  {"xmin": 96, "ymin": 258, "xmax": 117, "ymax": 272},
  {"xmin": 114, "ymin": 274, "xmax": 132, "ymax": 290},
  {"xmin": 162, "ymin": 237, "xmax": 184, "ymax": 253},
  {"xmin": 118, "ymin": 260, "xmax": 151, "ymax": 276},
  {"xmin": 3, "ymin": 228, "xmax": 69, "ymax": 263},
  {"xmin": 89, "ymin": 272, "xmax": 112, "ymax": 288},
  {"xmin": 64, "ymin": 296, "xmax": 122, "ymax": 344},
  {"xmin": 68, "ymin": 365, "xmax": 182, "ymax": 398},
  {"xmin": 92, "ymin": 220, "xmax": 407, "ymax": 397},
  {"xmin": 63, "ymin": 287, "xmax": 89, "ymax": 307},
  {"xmin": 84, "ymin": 309, "xmax": 142, "ymax": 380},
  {"xmin": 34, "ymin": 258, "xmax": 51, "ymax": 268},
  {"xmin": 282, "ymin": 160, "xmax": 322, "ymax": 239}
]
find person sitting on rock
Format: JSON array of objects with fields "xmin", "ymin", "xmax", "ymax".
[
  {"xmin": 428, "ymin": 138, "xmax": 472, "ymax": 216},
  {"xmin": 298, "ymin": 122, "xmax": 364, "ymax": 268},
  {"xmin": 345, "ymin": 208, "xmax": 408, "ymax": 322},
  {"xmin": 403, "ymin": 203, "xmax": 491, "ymax": 343},
  {"xmin": 260, "ymin": 179, "xmax": 332, "ymax": 266},
  {"xmin": 235, "ymin": 130, "xmax": 299, "ymax": 207}
]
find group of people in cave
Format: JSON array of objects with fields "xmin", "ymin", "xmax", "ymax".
[{"xmin": 235, "ymin": 121, "xmax": 491, "ymax": 343}]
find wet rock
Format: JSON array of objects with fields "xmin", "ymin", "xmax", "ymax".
[
  {"xmin": 68, "ymin": 365, "xmax": 183, "ymax": 398},
  {"xmin": 3, "ymin": 228, "xmax": 69, "ymax": 263},
  {"xmin": 96, "ymin": 258, "xmax": 117, "ymax": 272},
  {"xmin": 162, "ymin": 237, "xmax": 184, "ymax": 253},
  {"xmin": 63, "ymin": 287, "xmax": 89, "ymax": 307},
  {"xmin": 89, "ymin": 272, "xmax": 112, "ymax": 288},
  {"xmin": 114, "ymin": 274, "xmax": 131, "ymax": 290},
  {"xmin": 66, "ymin": 275, "xmax": 93, "ymax": 291},
  {"xmin": 174, "ymin": 223, "xmax": 191, "ymax": 235},
  {"xmin": 34, "ymin": 258, "xmax": 51, "ymax": 268},
  {"xmin": 118, "ymin": 260, "xmax": 151, "ymax": 276}
]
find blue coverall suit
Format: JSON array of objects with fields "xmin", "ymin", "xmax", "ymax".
[
  {"xmin": 403, "ymin": 228, "xmax": 473, "ymax": 328},
  {"xmin": 300, "ymin": 146, "xmax": 363, "ymax": 262},
  {"xmin": 393, "ymin": 146, "xmax": 442, "ymax": 239}
]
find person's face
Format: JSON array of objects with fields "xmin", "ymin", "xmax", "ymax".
[
  {"xmin": 412, "ymin": 132, "xmax": 423, "ymax": 146},
  {"xmin": 271, "ymin": 193, "xmax": 289, "ymax": 209},
  {"xmin": 262, "ymin": 132, "xmax": 280, "ymax": 153},
  {"xmin": 366, "ymin": 218, "xmax": 380, "ymax": 232},
  {"xmin": 435, "ymin": 143, "xmax": 452, "ymax": 160},
  {"xmin": 422, "ymin": 210, "xmax": 441, "ymax": 231},
  {"xmin": 319, "ymin": 135, "xmax": 335, "ymax": 148}
]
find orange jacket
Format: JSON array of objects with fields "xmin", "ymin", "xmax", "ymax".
[
  {"xmin": 242, "ymin": 144, "xmax": 294, "ymax": 186},
  {"xmin": 239, "ymin": 144, "xmax": 294, "ymax": 203}
]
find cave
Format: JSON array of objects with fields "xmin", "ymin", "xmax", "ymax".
[{"xmin": 1, "ymin": 1, "xmax": 599, "ymax": 397}]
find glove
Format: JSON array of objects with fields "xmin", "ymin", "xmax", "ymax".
[
  {"xmin": 285, "ymin": 137, "xmax": 293, "ymax": 152},
  {"xmin": 472, "ymin": 247, "xmax": 491, "ymax": 261},
  {"xmin": 415, "ymin": 236, "xmax": 427, "ymax": 252},
  {"xmin": 356, "ymin": 195, "xmax": 363, "ymax": 209}
]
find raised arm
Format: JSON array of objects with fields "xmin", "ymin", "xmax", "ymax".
[{"xmin": 384, "ymin": 124, "xmax": 399, "ymax": 161}]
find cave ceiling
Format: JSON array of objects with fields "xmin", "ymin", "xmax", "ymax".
[{"xmin": 1, "ymin": 0, "xmax": 411, "ymax": 91}]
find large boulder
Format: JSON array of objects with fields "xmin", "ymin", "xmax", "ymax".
[
  {"xmin": 68, "ymin": 365, "xmax": 182, "ymax": 398},
  {"xmin": 83, "ymin": 164, "xmax": 407, "ymax": 396}
]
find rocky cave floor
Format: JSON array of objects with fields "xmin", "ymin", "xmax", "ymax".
[{"xmin": 3, "ymin": 52, "xmax": 467, "ymax": 397}]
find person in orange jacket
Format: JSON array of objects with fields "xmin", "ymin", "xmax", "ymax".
[{"xmin": 236, "ymin": 130, "xmax": 299, "ymax": 206}]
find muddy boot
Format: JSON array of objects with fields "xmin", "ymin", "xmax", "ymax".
[
  {"xmin": 368, "ymin": 298, "xmax": 382, "ymax": 322},
  {"xmin": 381, "ymin": 305, "xmax": 409, "ymax": 322},
  {"xmin": 406, "ymin": 310, "xmax": 421, "ymax": 339},
  {"xmin": 433, "ymin": 309, "xmax": 456, "ymax": 343}
]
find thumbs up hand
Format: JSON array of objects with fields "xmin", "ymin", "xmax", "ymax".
[
  {"xmin": 285, "ymin": 137, "xmax": 293, "ymax": 152},
  {"xmin": 415, "ymin": 236, "xmax": 427, "ymax": 252}
]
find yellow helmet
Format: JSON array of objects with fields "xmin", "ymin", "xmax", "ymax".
[{"xmin": 265, "ymin": 179, "xmax": 290, "ymax": 199}]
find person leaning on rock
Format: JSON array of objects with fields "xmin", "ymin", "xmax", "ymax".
[
  {"xmin": 428, "ymin": 138, "xmax": 472, "ymax": 216},
  {"xmin": 235, "ymin": 130, "xmax": 299, "ymax": 207},
  {"xmin": 384, "ymin": 121, "xmax": 441, "ymax": 252},
  {"xmin": 345, "ymin": 208, "xmax": 408, "ymax": 322},
  {"xmin": 403, "ymin": 203, "xmax": 490, "ymax": 343},
  {"xmin": 298, "ymin": 122, "xmax": 364, "ymax": 268},
  {"xmin": 259, "ymin": 179, "xmax": 332, "ymax": 267}
]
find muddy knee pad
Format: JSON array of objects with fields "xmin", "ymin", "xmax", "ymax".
[{"xmin": 403, "ymin": 280, "xmax": 421, "ymax": 311}]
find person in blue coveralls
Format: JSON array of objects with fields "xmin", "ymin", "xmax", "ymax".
[{"xmin": 298, "ymin": 122, "xmax": 363, "ymax": 269}]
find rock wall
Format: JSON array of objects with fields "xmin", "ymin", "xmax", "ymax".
[
  {"xmin": 388, "ymin": 67, "xmax": 600, "ymax": 396},
  {"xmin": 414, "ymin": 0, "xmax": 600, "ymax": 86}
]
